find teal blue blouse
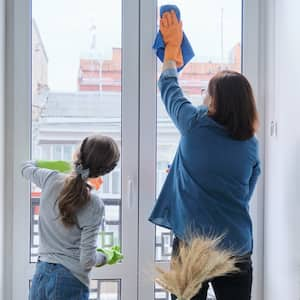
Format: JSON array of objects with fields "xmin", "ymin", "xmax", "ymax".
[{"xmin": 149, "ymin": 68, "xmax": 261, "ymax": 255}]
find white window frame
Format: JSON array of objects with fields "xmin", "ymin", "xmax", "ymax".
[
  {"xmin": 5, "ymin": 0, "xmax": 140, "ymax": 299},
  {"xmin": 0, "ymin": 0, "xmax": 5, "ymax": 298},
  {"xmin": 4, "ymin": 0, "xmax": 264, "ymax": 299}
]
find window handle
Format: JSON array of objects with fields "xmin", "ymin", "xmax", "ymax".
[{"xmin": 127, "ymin": 177, "xmax": 133, "ymax": 209}]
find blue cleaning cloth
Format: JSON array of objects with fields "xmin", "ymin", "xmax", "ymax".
[{"xmin": 153, "ymin": 5, "xmax": 195, "ymax": 71}]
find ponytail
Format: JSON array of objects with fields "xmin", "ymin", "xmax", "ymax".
[{"xmin": 57, "ymin": 174, "xmax": 91, "ymax": 227}]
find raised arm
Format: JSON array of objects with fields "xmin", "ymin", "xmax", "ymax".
[
  {"xmin": 21, "ymin": 160, "xmax": 57, "ymax": 189},
  {"xmin": 159, "ymin": 66, "xmax": 198, "ymax": 135},
  {"xmin": 159, "ymin": 11, "xmax": 198, "ymax": 135}
]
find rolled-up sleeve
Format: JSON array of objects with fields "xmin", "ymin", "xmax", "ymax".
[{"xmin": 158, "ymin": 68, "xmax": 198, "ymax": 135}]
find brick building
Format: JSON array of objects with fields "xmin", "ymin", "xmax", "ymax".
[
  {"xmin": 32, "ymin": 19, "xmax": 49, "ymax": 120},
  {"xmin": 78, "ymin": 48, "xmax": 122, "ymax": 92},
  {"xmin": 78, "ymin": 44, "xmax": 241, "ymax": 95}
]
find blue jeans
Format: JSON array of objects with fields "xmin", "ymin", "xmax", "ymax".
[{"xmin": 29, "ymin": 261, "xmax": 89, "ymax": 300}]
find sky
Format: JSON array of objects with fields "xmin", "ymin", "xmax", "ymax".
[{"xmin": 33, "ymin": 0, "xmax": 241, "ymax": 91}]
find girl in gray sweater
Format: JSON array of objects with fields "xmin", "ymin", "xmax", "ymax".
[{"xmin": 22, "ymin": 134, "xmax": 120, "ymax": 300}]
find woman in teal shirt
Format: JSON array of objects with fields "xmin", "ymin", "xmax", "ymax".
[{"xmin": 149, "ymin": 11, "xmax": 260, "ymax": 300}]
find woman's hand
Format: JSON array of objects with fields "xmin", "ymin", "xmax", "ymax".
[{"xmin": 160, "ymin": 10, "xmax": 183, "ymax": 68}]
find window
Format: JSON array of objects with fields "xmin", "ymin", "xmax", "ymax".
[
  {"xmin": 27, "ymin": 0, "xmax": 139, "ymax": 298},
  {"xmin": 8, "ymin": 0, "xmax": 261, "ymax": 299}
]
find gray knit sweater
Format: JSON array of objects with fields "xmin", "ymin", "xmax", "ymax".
[{"xmin": 21, "ymin": 161, "xmax": 106, "ymax": 287}]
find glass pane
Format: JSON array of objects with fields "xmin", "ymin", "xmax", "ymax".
[
  {"xmin": 112, "ymin": 169, "xmax": 121, "ymax": 194},
  {"xmin": 53, "ymin": 144, "xmax": 62, "ymax": 160},
  {"xmin": 30, "ymin": 195, "xmax": 40, "ymax": 261},
  {"xmin": 63, "ymin": 145, "xmax": 73, "ymax": 161},
  {"xmin": 155, "ymin": 227, "xmax": 174, "ymax": 261},
  {"xmin": 98, "ymin": 198, "xmax": 121, "ymax": 249},
  {"xmin": 90, "ymin": 280, "xmax": 121, "ymax": 300},
  {"xmin": 156, "ymin": 0, "xmax": 242, "ymax": 262},
  {"xmin": 31, "ymin": 0, "xmax": 122, "ymax": 262}
]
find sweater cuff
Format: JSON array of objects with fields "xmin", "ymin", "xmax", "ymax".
[
  {"xmin": 158, "ymin": 68, "xmax": 178, "ymax": 91},
  {"xmin": 95, "ymin": 252, "xmax": 107, "ymax": 267},
  {"xmin": 160, "ymin": 68, "xmax": 178, "ymax": 79}
]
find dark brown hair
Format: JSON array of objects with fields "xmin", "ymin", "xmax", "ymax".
[
  {"xmin": 207, "ymin": 71, "xmax": 259, "ymax": 140},
  {"xmin": 58, "ymin": 134, "xmax": 120, "ymax": 227}
]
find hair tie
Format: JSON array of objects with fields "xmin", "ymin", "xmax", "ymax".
[{"xmin": 75, "ymin": 164, "xmax": 90, "ymax": 180}]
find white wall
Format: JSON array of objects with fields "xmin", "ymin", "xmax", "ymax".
[
  {"xmin": 264, "ymin": 0, "xmax": 300, "ymax": 299},
  {"xmin": 0, "ymin": 0, "xmax": 5, "ymax": 298}
]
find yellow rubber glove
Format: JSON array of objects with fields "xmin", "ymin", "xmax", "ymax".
[{"xmin": 160, "ymin": 10, "xmax": 183, "ymax": 67}]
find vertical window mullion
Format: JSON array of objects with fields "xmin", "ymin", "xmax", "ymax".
[{"xmin": 138, "ymin": 0, "xmax": 158, "ymax": 299}]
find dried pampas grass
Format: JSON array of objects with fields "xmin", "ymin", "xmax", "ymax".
[{"xmin": 155, "ymin": 235, "xmax": 239, "ymax": 300}]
